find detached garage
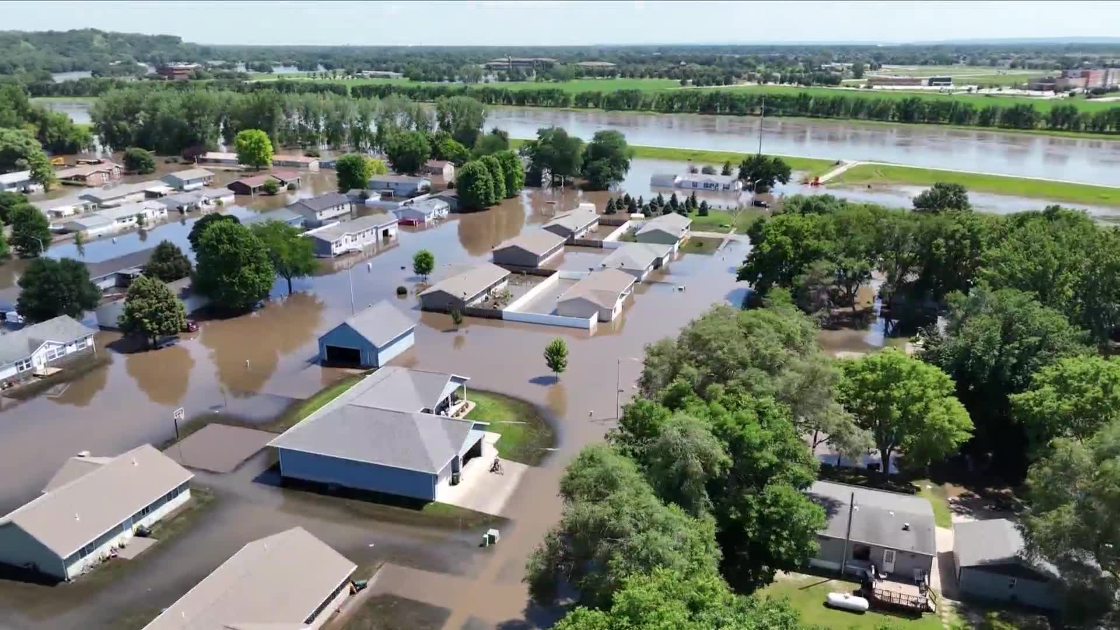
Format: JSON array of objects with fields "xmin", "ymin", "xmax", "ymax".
[
  {"xmin": 318, "ymin": 300, "xmax": 415, "ymax": 368},
  {"xmin": 954, "ymin": 519, "xmax": 1064, "ymax": 611}
]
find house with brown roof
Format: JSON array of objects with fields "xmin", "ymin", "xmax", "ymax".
[
  {"xmin": 543, "ymin": 209, "xmax": 599, "ymax": 242},
  {"xmin": 418, "ymin": 263, "xmax": 511, "ymax": 312},
  {"xmin": 424, "ymin": 159, "xmax": 456, "ymax": 182},
  {"xmin": 492, "ymin": 231, "xmax": 566, "ymax": 268},
  {"xmin": 556, "ymin": 269, "xmax": 636, "ymax": 322},
  {"xmin": 56, "ymin": 161, "xmax": 123, "ymax": 187},
  {"xmin": 226, "ymin": 171, "xmax": 301, "ymax": 196},
  {"xmin": 0, "ymin": 445, "xmax": 193, "ymax": 580}
]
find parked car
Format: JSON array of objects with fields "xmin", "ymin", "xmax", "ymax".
[
  {"xmin": 153, "ymin": 335, "xmax": 180, "ymax": 349},
  {"xmin": 182, "ymin": 320, "xmax": 199, "ymax": 333},
  {"xmin": 752, "ymin": 199, "xmax": 770, "ymax": 208}
]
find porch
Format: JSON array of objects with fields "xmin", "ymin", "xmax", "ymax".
[{"xmin": 869, "ymin": 576, "xmax": 936, "ymax": 614}]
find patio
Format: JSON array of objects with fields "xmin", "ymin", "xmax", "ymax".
[{"xmin": 434, "ymin": 433, "xmax": 527, "ymax": 516}]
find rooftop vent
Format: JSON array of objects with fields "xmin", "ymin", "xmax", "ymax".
[
  {"xmin": 77, "ymin": 451, "xmax": 91, "ymax": 458},
  {"xmin": 902, "ymin": 523, "xmax": 911, "ymax": 531}
]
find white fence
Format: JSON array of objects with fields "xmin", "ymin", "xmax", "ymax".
[
  {"xmin": 504, "ymin": 273, "xmax": 560, "ymax": 313},
  {"xmin": 601, "ymin": 221, "xmax": 631, "ymax": 250},
  {"xmin": 501, "ymin": 270, "xmax": 597, "ymax": 330}
]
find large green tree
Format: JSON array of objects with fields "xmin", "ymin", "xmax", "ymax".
[
  {"xmin": 738, "ymin": 213, "xmax": 834, "ymax": 295},
  {"xmin": 0, "ymin": 128, "xmax": 55, "ymax": 190},
  {"xmin": 234, "ymin": 128, "xmax": 273, "ymax": 170},
  {"xmin": 188, "ymin": 213, "xmax": 240, "ymax": 252},
  {"xmin": 142, "ymin": 240, "xmax": 192, "ymax": 283},
  {"xmin": 118, "ymin": 275, "xmax": 187, "ymax": 347},
  {"xmin": 1012, "ymin": 356, "xmax": 1120, "ymax": 450},
  {"xmin": 472, "ymin": 127, "xmax": 510, "ymax": 158},
  {"xmin": 434, "ymin": 137, "xmax": 471, "ymax": 166},
  {"xmin": 581, "ymin": 130, "xmax": 632, "ymax": 191},
  {"xmin": 494, "ymin": 149, "xmax": 525, "ymax": 198},
  {"xmin": 123, "ymin": 147, "xmax": 156, "ymax": 174},
  {"xmin": 251, "ymin": 220, "xmax": 317, "ymax": 294},
  {"xmin": 334, "ymin": 153, "xmax": 373, "ymax": 192},
  {"xmin": 523, "ymin": 126, "xmax": 583, "ymax": 186},
  {"xmin": 838, "ymin": 348, "xmax": 973, "ymax": 474},
  {"xmin": 0, "ymin": 191, "xmax": 27, "ymax": 224},
  {"xmin": 435, "ymin": 95, "xmax": 487, "ymax": 149},
  {"xmin": 737, "ymin": 154, "xmax": 791, "ymax": 192},
  {"xmin": 455, "ymin": 160, "xmax": 495, "ymax": 211},
  {"xmin": 385, "ymin": 130, "xmax": 430, "ymax": 175},
  {"xmin": 193, "ymin": 221, "xmax": 275, "ymax": 313},
  {"xmin": 16, "ymin": 257, "xmax": 100, "ymax": 322},
  {"xmin": 479, "ymin": 154, "xmax": 506, "ymax": 203},
  {"xmin": 9, "ymin": 203, "xmax": 51, "ymax": 257},
  {"xmin": 912, "ymin": 182, "xmax": 972, "ymax": 213}
]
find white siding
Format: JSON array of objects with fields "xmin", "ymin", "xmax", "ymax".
[{"xmin": 306, "ymin": 578, "xmax": 352, "ymax": 629}]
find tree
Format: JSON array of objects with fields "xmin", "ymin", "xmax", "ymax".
[
  {"xmin": 838, "ymin": 348, "xmax": 973, "ymax": 474},
  {"xmin": 450, "ymin": 307, "xmax": 463, "ymax": 327},
  {"xmin": 435, "ymin": 95, "xmax": 487, "ymax": 149},
  {"xmin": 334, "ymin": 153, "xmax": 373, "ymax": 192},
  {"xmin": 143, "ymin": 240, "xmax": 192, "ymax": 282},
  {"xmin": 118, "ymin": 275, "xmax": 187, "ymax": 347},
  {"xmin": 188, "ymin": 213, "xmax": 240, "ymax": 252},
  {"xmin": 72, "ymin": 229, "xmax": 85, "ymax": 258},
  {"xmin": 1012, "ymin": 356, "xmax": 1120, "ymax": 450},
  {"xmin": 736, "ymin": 213, "xmax": 832, "ymax": 295},
  {"xmin": 235, "ymin": 129, "xmax": 274, "ymax": 170},
  {"xmin": 0, "ymin": 191, "xmax": 27, "ymax": 224},
  {"xmin": 912, "ymin": 182, "xmax": 971, "ymax": 213},
  {"xmin": 737, "ymin": 154, "xmax": 791, "ymax": 192},
  {"xmin": 698, "ymin": 200, "xmax": 710, "ymax": 216},
  {"xmin": 581, "ymin": 130, "xmax": 632, "ymax": 191},
  {"xmin": 251, "ymin": 221, "xmax": 317, "ymax": 294},
  {"xmin": 721, "ymin": 161, "xmax": 733, "ymax": 176},
  {"xmin": 385, "ymin": 130, "xmax": 430, "ymax": 175},
  {"xmin": 261, "ymin": 178, "xmax": 280, "ymax": 195},
  {"xmin": 851, "ymin": 60, "xmax": 865, "ymax": 79},
  {"xmin": 458, "ymin": 64, "xmax": 483, "ymax": 84},
  {"xmin": 9, "ymin": 203, "xmax": 51, "ymax": 257},
  {"xmin": 123, "ymin": 147, "xmax": 156, "ymax": 174},
  {"xmin": 472, "ymin": 127, "xmax": 509, "ymax": 158},
  {"xmin": 494, "ymin": 150, "xmax": 525, "ymax": 198},
  {"xmin": 644, "ymin": 413, "xmax": 731, "ymax": 516},
  {"xmin": 193, "ymin": 221, "xmax": 275, "ymax": 313},
  {"xmin": 16, "ymin": 257, "xmax": 100, "ymax": 322},
  {"xmin": 365, "ymin": 157, "xmax": 388, "ymax": 175},
  {"xmin": 455, "ymin": 161, "xmax": 495, "ymax": 211},
  {"xmin": 701, "ymin": 165, "xmax": 717, "ymax": 175},
  {"xmin": 523, "ymin": 126, "xmax": 583, "ymax": 186},
  {"xmin": 412, "ymin": 249, "xmax": 435, "ymax": 279},
  {"xmin": 0, "ymin": 128, "xmax": 55, "ymax": 191},
  {"xmin": 545, "ymin": 337, "xmax": 568, "ymax": 378},
  {"xmin": 435, "ymin": 137, "xmax": 471, "ymax": 166},
  {"xmin": 479, "ymin": 155, "xmax": 506, "ymax": 203}
]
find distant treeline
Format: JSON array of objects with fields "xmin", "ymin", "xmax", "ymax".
[{"xmin": 39, "ymin": 77, "xmax": 1120, "ymax": 136}]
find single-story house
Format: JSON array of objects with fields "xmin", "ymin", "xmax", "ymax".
[
  {"xmin": 492, "ymin": 230, "xmax": 566, "ymax": 268},
  {"xmin": 198, "ymin": 188, "xmax": 234, "ymax": 206},
  {"xmin": 0, "ymin": 444, "xmax": 192, "ymax": 581},
  {"xmin": 157, "ymin": 191, "xmax": 211, "ymax": 212},
  {"xmin": 141, "ymin": 527, "xmax": 355, "ymax": 630},
  {"xmin": 62, "ymin": 213, "xmax": 116, "ymax": 237},
  {"xmin": 160, "ymin": 168, "xmax": 215, "ymax": 191},
  {"xmin": 56, "ymin": 161, "xmax": 123, "ymax": 187},
  {"xmin": 636, "ymin": 213, "xmax": 692, "ymax": 249},
  {"xmin": 0, "ymin": 315, "xmax": 97, "ymax": 386},
  {"xmin": 806, "ymin": 480, "xmax": 936, "ymax": 582},
  {"xmin": 0, "ymin": 170, "xmax": 41, "ymax": 194},
  {"xmin": 556, "ymin": 268, "xmax": 636, "ymax": 322},
  {"xmin": 344, "ymin": 189, "xmax": 384, "ymax": 206},
  {"xmin": 272, "ymin": 154, "xmax": 320, "ymax": 171},
  {"xmin": 424, "ymin": 160, "xmax": 456, "ymax": 182},
  {"xmin": 431, "ymin": 190, "xmax": 460, "ymax": 213},
  {"xmin": 650, "ymin": 173, "xmax": 681, "ymax": 188},
  {"xmin": 197, "ymin": 151, "xmax": 240, "ymax": 166},
  {"xmin": 269, "ymin": 368, "xmax": 483, "ymax": 501},
  {"xmin": 94, "ymin": 201, "xmax": 168, "ymax": 232},
  {"xmin": 676, "ymin": 173, "xmax": 743, "ymax": 191},
  {"xmin": 600, "ymin": 242, "xmax": 674, "ymax": 281},
  {"xmin": 543, "ymin": 209, "xmax": 599, "ymax": 242},
  {"xmin": 269, "ymin": 170, "xmax": 303, "ymax": 188},
  {"xmin": 79, "ymin": 181, "xmax": 170, "ymax": 208},
  {"xmin": 304, "ymin": 212, "xmax": 398, "ymax": 258},
  {"xmin": 418, "ymin": 263, "xmax": 511, "ymax": 312},
  {"xmin": 394, "ymin": 198, "xmax": 450, "ymax": 226},
  {"xmin": 35, "ymin": 196, "xmax": 95, "ymax": 220},
  {"xmin": 245, "ymin": 207, "xmax": 305, "ymax": 229},
  {"xmin": 318, "ymin": 300, "xmax": 415, "ymax": 367},
  {"xmin": 954, "ymin": 519, "xmax": 1063, "ymax": 611},
  {"xmin": 368, "ymin": 174, "xmax": 431, "ymax": 198},
  {"xmin": 227, "ymin": 174, "xmax": 277, "ymax": 196},
  {"xmin": 288, "ymin": 193, "xmax": 353, "ymax": 228},
  {"xmin": 96, "ymin": 276, "xmax": 210, "ymax": 328},
  {"xmin": 85, "ymin": 248, "xmax": 157, "ymax": 292}
]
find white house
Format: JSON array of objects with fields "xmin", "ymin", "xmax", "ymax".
[
  {"xmin": 0, "ymin": 315, "xmax": 96, "ymax": 386},
  {"xmin": 676, "ymin": 173, "xmax": 743, "ymax": 191},
  {"xmin": 304, "ymin": 213, "xmax": 399, "ymax": 258},
  {"xmin": 0, "ymin": 444, "xmax": 192, "ymax": 581},
  {"xmin": 35, "ymin": 196, "xmax": 95, "ymax": 220},
  {"xmin": 62, "ymin": 214, "xmax": 116, "ymax": 237},
  {"xmin": 394, "ymin": 198, "xmax": 450, "ymax": 226},
  {"xmin": 368, "ymin": 174, "xmax": 431, "ymax": 198},
  {"xmin": 0, "ymin": 170, "xmax": 42, "ymax": 194},
  {"xmin": 160, "ymin": 168, "xmax": 215, "ymax": 191},
  {"xmin": 288, "ymin": 193, "xmax": 354, "ymax": 228},
  {"xmin": 424, "ymin": 160, "xmax": 456, "ymax": 182},
  {"xmin": 99, "ymin": 201, "xmax": 168, "ymax": 230},
  {"xmin": 556, "ymin": 269, "xmax": 636, "ymax": 322}
]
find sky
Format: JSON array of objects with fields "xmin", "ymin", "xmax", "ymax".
[{"xmin": 5, "ymin": 1, "xmax": 1120, "ymax": 47}]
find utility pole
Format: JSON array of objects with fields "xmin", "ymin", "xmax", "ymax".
[
  {"xmin": 757, "ymin": 95, "xmax": 766, "ymax": 156},
  {"xmin": 347, "ymin": 261, "xmax": 356, "ymax": 315},
  {"xmin": 840, "ymin": 491, "xmax": 855, "ymax": 577}
]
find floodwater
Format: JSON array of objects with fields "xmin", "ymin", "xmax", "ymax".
[{"xmin": 37, "ymin": 100, "xmax": 1120, "ymax": 186}]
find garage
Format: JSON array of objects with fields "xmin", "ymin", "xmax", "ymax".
[{"xmin": 324, "ymin": 345, "xmax": 361, "ymax": 365}]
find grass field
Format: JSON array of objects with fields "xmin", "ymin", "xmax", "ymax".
[
  {"xmin": 833, "ymin": 163, "xmax": 1120, "ymax": 207},
  {"xmin": 760, "ymin": 575, "xmax": 944, "ymax": 630},
  {"xmin": 254, "ymin": 74, "xmax": 681, "ymax": 94},
  {"xmin": 465, "ymin": 390, "xmax": 555, "ymax": 465}
]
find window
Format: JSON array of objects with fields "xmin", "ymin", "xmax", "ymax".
[{"xmin": 16, "ymin": 359, "xmax": 31, "ymax": 372}]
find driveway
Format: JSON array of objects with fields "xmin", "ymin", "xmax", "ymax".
[{"xmin": 435, "ymin": 433, "xmax": 528, "ymax": 517}]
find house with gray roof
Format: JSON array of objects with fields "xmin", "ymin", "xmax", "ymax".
[
  {"xmin": 268, "ymin": 367, "xmax": 482, "ymax": 501},
  {"xmin": 318, "ymin": 300, "xmax": 415, "ymax": 368},
  {"xmin": 142, "ymin": 527, "xmax": 355, "ymax": 630},
  {"xmin": 304, "ymin": 212, "xmax": 398, "ymax": 258},
  {"xmin": 636, "ymin": 213, "xmax": 692, "ymax": 249},
  {"xmin": 368, "ymin": 174, "xmax": 431, "ymax": 198},
  {"xmin": 394, "ymin": 197, "xmax": 450, "ymax": 225},
  {"xmin": 542, "ymin": 209, "xmax": 599, "ymax": 242},
  {"xmin": 160, "ymin": 168, "xmax": 215, "ymax": 191},
  {"xmin": 954, "ymin": 519, "xmax": 1063, "ymax": 611},
  {"xmin": 418, "ymin": 263, "xmax": 511, "ymax": 313},
  {"xmin": 79, "ymin": 181, "xmax": 169, "ymax": 208},
  {"xmin": 244, "ymin": 207, "xmax": 305, "ymax": 229},
  {"xmin": 34, "ymin": 196, "xmax": 95, "ymax": 220},
  {"xmin": 806, "ymin": 480, "xmax": 936, "ymax": 581},
  {"xmin": 288, "ymin": 192, "xmax": 353, "ymax": 228},
  {"xmin": 600, "ymin": 242, "xmax": 674, "ymax": 281},
  {"xmin": 0, "ymin": 444, "xmax": 192, "ymax": 580},
  {"xmin": 0, "ymin": 170, "xmax": 41, "ymax": 194},
  {"xmin": 0, "ymin": 315, "xmax": 96, "ymax": 387},
  {"xmin": 556, "ymin": 269, "xmax": 636, "ymax": 322},
  {"xmin": 491, "ymin": 231, "xmax": 566, "ymax": 268}
]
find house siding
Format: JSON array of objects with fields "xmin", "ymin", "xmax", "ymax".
[
  {"xmin": 958, "ymin": 567, "xmax": 1061, "ymax": 611},
  {"xmin": 317, "ymin": 325, "xmax": 414, "ymax": 368},
  {"xmin": 278, "ymin": 449, "xmax": 439, "ymax": 501},
  {"xmin": 306, "ymin": 576, "xmax": 353, "ymax": 629},
  {"xmin": 492, "ymin": 245, "xmax": 560, "ymax": 268},
  {"xmin": 811, "ymin": 534, "xmax": 934, "ymax": 581},
  {"xmin": 0, "ymin": 335, "xmax": 96, "ymax": 387},
  {"xmin": 374, "ymin": 329, "xmax": 415, "ymax": 367}
]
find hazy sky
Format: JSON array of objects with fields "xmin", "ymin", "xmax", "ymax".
[{"xmin": 6, "ymin": 1, "xmax": 1120, "ymax": 47}]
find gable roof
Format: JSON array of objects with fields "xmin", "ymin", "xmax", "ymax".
[
  {"xmin": 399, "ymin": 198, "xmax": 449, "ymax": 217},
  {"xmin": 808, "ymin": 481, "xmax": 936, "ymax": 556},
  {"xmin": 543, "ymin": 210, "xmax": 599, "ymax": 235},
  {"xmin": 333, "ymin": 300, "xmax": 415, "ymax": 349},
  {"xmin": 161, "ymin": 168, "xmax": 214, "ymax": 185},
  {"xmin": 954, "ymin": 518, "xmax": 1059, "ymax": 578},
  {"xmin": 638, "ymin": 213, "xmax": 692, "ymax": 239},
  {"xmin": 348, "ymin": 366, "xmax": 466, "ymax": 413},
  {"xmin": 65, "ymin": 213, "xmax": 114, "ymax": 230},
  {"xmin": 493, "ymin": 231, "xmax": 566, "ymax": 258},
  {"xmin": 0, "ymin": 315, "xmax": 95, "ymax": 367},
  {"xmin": 679, "ymin": 173, "xmax": 739, "ymax": 186},
  {"xmin": 98, "ymin": 201, "xmax": 164, "ymax": 222},
  {"xmin": 0, "ymin": 170, "xmax": 32, "ymax": 185},
  {"xmin": 245, "ymin": 207, "xmax": 303, "ymax": 225},
  {"xmin": 79, "ymin": 180, "xmax": 162, "ymax": 203},
  {"xmin": 56, "ymin": 162, "xmax": 121, "ymax": 179},
  {"xmin": 41, "ymin": 455, "xmax": 112, "ymax": 493},
  {"xmin": 0, "ymin": 444, "xmax": 192, "ymax": 558},
  {"xmin": 600, "ymin": 242, "xmax": 673, "ymax": 272},
  {"xmin": 289, "ymin": 193, "xmax": 351, "ymax": 214},
  {"xmin": 305, "ymin": 213, "xmax": 397, "ymax": 243},
  {"xmin": 420, "ymin": 263, "xmax": 510, "ymax": 300},
  {"xmin": 558, "ymin": 269, "xmax": 636, "ymax": 309},
  {"xmin": 142, "ymin": 527, "xmax": 355, "ymax": 630}
]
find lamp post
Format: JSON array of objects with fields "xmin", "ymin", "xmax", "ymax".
[{"xmin": 615, "ymin": 356, "xmax": 642, "ymax": 420}]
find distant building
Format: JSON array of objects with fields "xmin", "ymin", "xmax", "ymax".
[
  {"xmin": 79, "ymin": 181, "xmax": 170, "ymax": 208},
  {"xmin": 368, "ymin": 174, "xmax": 431, "ymax": 198},
  {"xmin": 156, "ymin": 63, "xmax": 202, "ymax": 80},
  {"xmin": 226, "ymin": 171, "xmax": 301, "ymax": 196},
  {"xmin": 56, "ymin": 161, "xmax": 123, "ymax": 187},
  {"xmin": 0, "ymin": 170, "xmax": 41, "ymax": 194},
  {"xmin": 34, "ymin": 196, "xmax": 94, "ymax": 220},
  {"xmin": 197, "ymin": 152, "xmax": 240, "ymax": 166},
  {"xmin": 156, "ymin": 188, "xmax": 232, "ymax": 213},
  {"xmin": 424, "ymin": 159, "xmax": 456, "ymax": 182},
  {"xmin": 160, "ymin": 168, "xmax": 215, "ymax": 191},
  {"xmin": 288, "ymin": 193, "xmax": 354, "ymax": 228},
  {"xmin": 64, "ymin": 201, "xmax": 168, "ymax": 237},
  {"xmin": 0, "ymin": 315, "xmax": 96, "ymax": 386},
  {"xmin": 244, "ymin": 207, "xmax": 305, "ymax": 229},
  {"xmin": 484, "ymin": 57, "xmax": 558, "ymax": 71},
  {"xmin": 0, "ymin": 444, "xmax": 192, "ymax": 581},
  {"xmin": 419, "ymin": 263, "xmax": 511, "ymax": 312},
  {"xmin": 542, "ymin": 209, "xmax": 599, "ymax": 242},
  {"xmin": 304, "ymin": 213, "xmax": 398, "ymax": 258},
  {"xmin": 359, "ymin": 70, "xmax": 404, "ymax": 79},
  {"xmin": 393, "ymin": 198, "xmax": 450, "ymax": 226},
  {"xmin": 575, "ymin": 61, "xmax": 617, "ymax": 69},
  {"xmin": 556, "ymin": 269, "xmax": 636, "ymax": 322},
  {"xmin": 491, "ymin": 231, "xmax": 566, "ymax": 268},
  {"xmin": 318, "ymin": 300, "xmax": 415, "ymax": 367},
  {"xmin": 675, "ymin": 173, "xmax": 742, "ymax": 192},
  {"xmin": 271, "ymin": 154, "xmax": 320, "ymax": 171},
  {"xmin": 867, "ymin": 76, "xmax": 925, "ymax": 87}
]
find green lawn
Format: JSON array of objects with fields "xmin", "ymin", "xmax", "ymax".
[
  {"xmin": 254, "ymin": 74, "xmax": 681, "ymax": 94},
  {"xmin": 624, "ymin": 144, "xmax": 834, "ymax": 177},
  {"xmin": 465, "ymin": 390, "xmax": 555, "ymax": 466},
  {"xmin": 760, "ymin": 575, "xmax": 944, "ymax": 630},
  {"xmin": 833, "ymin": 163, "xmax": 1120, "ymax": 207},
  {"xmin": 914, "ymin": 479, "xmax": 954, "ymax": 529},
  {"xmin": 267, "ymin": 371, "xmax": 367, "ymax": 433},
  {"xmin": 678, "ymin": 235, "xmax": 723, "ymax": 254}
]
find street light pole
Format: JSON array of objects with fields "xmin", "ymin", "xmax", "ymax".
[
  {"xmin": 615, "ymin": 357, "xmax": 642, "ymax": 420},
  {"xmin": 757, "ymin": 95, "xmax": 766, "ymax": 156},
  {"xmin": 347, "ymin": 261, "xmax": 356, "ymax": 315}
]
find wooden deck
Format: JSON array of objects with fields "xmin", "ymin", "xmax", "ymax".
[{"xmin": 870, "ymin": 578, "xmax": 936, "ymax": 613}]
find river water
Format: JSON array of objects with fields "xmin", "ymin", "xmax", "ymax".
[{"xmin": 38, "ymin": 100, "xmax": 1120, "ymax": 187}]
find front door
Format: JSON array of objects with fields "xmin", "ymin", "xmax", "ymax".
[{"xmin": 882, "ymin": 548, "xmax": 896, "ymax": 573}]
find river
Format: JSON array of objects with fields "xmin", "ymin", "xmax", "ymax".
[{"xmin": 38, "ymin": 100, "xmax": 1120, "ymax": 187}]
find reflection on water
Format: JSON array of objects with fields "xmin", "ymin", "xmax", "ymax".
[
  {"xmin": 545, "ymin": 381, "xmax": 568, "ymax": 419},
  {"xmin": 125, "ymin": 343, "xmax": 195, "ymax": 406}
]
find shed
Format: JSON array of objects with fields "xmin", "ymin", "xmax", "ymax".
[
  {"xmin": 418, "ymin": 263, "xmax": 510, "ymax": 312},
  {"xmin": 954, "ymin": 519, "xmax": 1063, "ymax": 611},
  {"xmin": 542, "ymin": 209, "xmax": 599, "ymax": 242},
  {"xmin": 492, "ymin": 231, "xmax": 566, "ymax": 268},
  {"xmin": 556, "ymin": 269, "xmax": 635, "ymax": 322},
  {"xmin": 318, "ymin": 300, "xmax": 415, "ymax": 367},
  {"xmin": 600, "ymin": 242, "xmax": 674, "ymax": 281}
]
